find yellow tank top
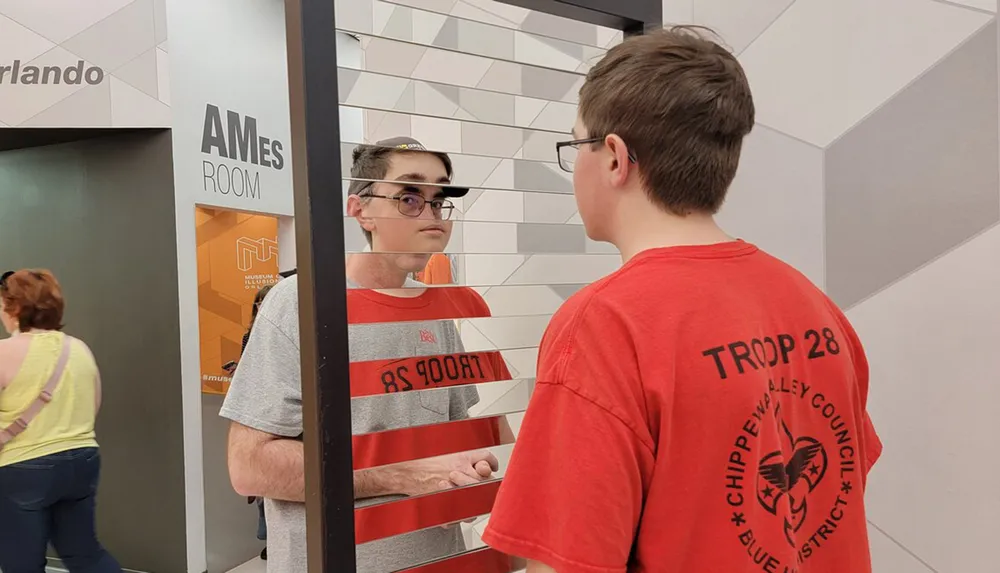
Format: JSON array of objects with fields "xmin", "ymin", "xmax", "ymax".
[{"xmin": 0, "ymin": 332, "xmax": 99, "ymax": 467}]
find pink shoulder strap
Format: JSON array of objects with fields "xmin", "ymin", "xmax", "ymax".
[{"xmin": 0, "ymin": 334, "xmax": 73, "ymax": 451}]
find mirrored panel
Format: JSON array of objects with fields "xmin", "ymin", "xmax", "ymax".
[{"xmin": 291, "ymin": 2, "xmax": 623, "ymax": 570}]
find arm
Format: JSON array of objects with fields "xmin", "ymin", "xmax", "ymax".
[
  {"xmin": 94, "ymin": 368, "xmax": 102, "ymax": 413},
  {"xmin": 527, "ymin": 561, "xmax": 556, "ymax": 573},
  {"xmin": 228, "ymin": 421, "xmax": 499, "ymax": 501},
  {"xmin": 228, "ymin": 422, "xmax": 305, "ymax": 502}
]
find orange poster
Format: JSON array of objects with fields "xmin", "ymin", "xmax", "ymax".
[{"xmin": 196, "ymin": 207, "xmax": 280, "ymax": 395}]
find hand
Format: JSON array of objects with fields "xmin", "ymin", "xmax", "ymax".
[{"xmin": 394, "ymin": 450, "xmax": 499, "ymax": 497}]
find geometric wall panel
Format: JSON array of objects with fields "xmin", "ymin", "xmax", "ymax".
[
  {"xmin": 61, "ymin": 0, "xmax": 156, "ymax": 70},
  {"xmin": 344, "ymin": 0, "xmax": 605, "ymax": 74},
  {"xmin": 682, "ymin": 1, "xmax": 1000, "ymax": 570},
  {"xmin": 0, "ymin": 0, "xmax": 169, "ymax": 128},
  {"xmin": 0, "ymin": 14, "xmax": 54, "ymax": 63},
  {"xmin": 849, "ymin": 225, "xmax": 1000, "ymax": 573},
  {"xmin": 868, "ymin": 524, "xmax": 936, "ymax": 573},
  {"xmin": 739, "ymin": 0, "xmax": 992, "ymax": 146},
  {"xmin": 717, "ymin": 125, "xmax": 825, "ymax": 288},
  {"xmin": 948, "ymin": 0, "xmax": 996, "ymax": 11},
  {"xmin": 0, "ymin": 0, "xmax": 134, "ymax": 44},
  {"xmin": 20, "ymin": 81, "xmax": 113, "ymax": 127},
  {"xmin": 518, "ymin": 10, "xmax": 600, "ymax": 47},
  {"xmin": 110, "ymin": 77, "xmax": 170, "ymax": 126},
  {"xmin": 692, "ymin": 0, "xmax": 794, "ymax": 54},
  {"xmin": 116, "ymin": 49, "xmax": 159, "ymax": 98},
  {"xmin": 825, "ymin": 22, "xmax": 999, "ymax": 309},
  {"xmin": 0, "ymin": 47, "xmax": 94, "ymax": 125}
]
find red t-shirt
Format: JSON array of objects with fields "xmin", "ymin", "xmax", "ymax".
[
  {"xmin": 483, "ymin": 242, "xmax": 883, "ymax": 573},
  {"xmin": 348, "ymin": 285, "xmax": 511, "ymax": 545}
]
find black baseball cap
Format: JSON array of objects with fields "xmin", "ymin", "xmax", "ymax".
[{"xmin": 348, "ymin": 136, "xmax": 469, "ymax": 198}]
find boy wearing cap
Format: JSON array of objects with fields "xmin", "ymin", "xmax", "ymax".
[{"xmin": 222, "ymin": 137, "xmax": 514, "ymax": 572}]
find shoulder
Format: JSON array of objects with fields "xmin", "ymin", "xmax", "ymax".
[
  {"xmin": 0, "ymin": 336, "xmax": 16, "ymax": 356},
  {"xmin": 541, "ymin": 278, "xmax": 637, "ymax": 378},
  {"xmin": 67, "ymin": 335, "xmax": 96, "ymax": 361},
  {"xmin": 259, "ymin": 277, "xmax": 298, "ymax": 318},
  {"xmin": 435, "ymin": 286, "xmax": 491, "ymax": 316}
]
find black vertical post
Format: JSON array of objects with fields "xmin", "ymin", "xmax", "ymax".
[{"xmin": 284, "ymin": 1, "xmax": 357, "ymax": 572}]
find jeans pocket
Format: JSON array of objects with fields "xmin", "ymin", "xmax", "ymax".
[
  {"xmin": 81, "ymin": 447, "xmax": 100, "ymax": 463},
  {"xmin": 0, "ymin": 464, "xmax": 55, "ymax": 509}
]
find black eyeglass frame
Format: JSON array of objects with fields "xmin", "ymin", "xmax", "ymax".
[
  {"xmin": 0, "ymin": 271, "xmax": 13, "ymax": 289},
  {"xmin": 555, "ymin": 136, "xmax": 638, "ymax": 173},
  {"xmin": 355, "ymin": 182, "xmax": 457, "ymax": 221}
]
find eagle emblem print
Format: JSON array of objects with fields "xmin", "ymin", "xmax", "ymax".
[{"xmin": 756, "ymin": 402, "xmax": 828, "ymax": 547}]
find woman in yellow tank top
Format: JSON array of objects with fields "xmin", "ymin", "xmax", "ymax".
[{"xmin": 0, "ymin": 270, "xmax": 121, "ymax": 573}]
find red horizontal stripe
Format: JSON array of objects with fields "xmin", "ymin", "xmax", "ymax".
[
  {"xmin": 353, "ymin": 416, "xmax": 503, "ymax": 470},
  {"xmin": 354, "ymin": 480, "xmax": 501, "ymax": 544},
  {"xmin": 396, "ymin": 547, "xmax": 513, "ymax": 573}
]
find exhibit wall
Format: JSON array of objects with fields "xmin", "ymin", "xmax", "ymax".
[
  {"xmin": 164, "ymin": 0, "xmax": 292, "ymax": 569},
  {"xmin": 0, "ymin": 0, "xmax": 170, "ymax": 127},
  {"xmin": 0, "ymin": 131, "xmax": 185, "ymax": 572},
  {"xmin": 665, "ymin": 0, "xmax": 1000, "ymax": 571},
  {"xmin": 166, "ymin": 0, "xmax": 362, "ymax": 568}
]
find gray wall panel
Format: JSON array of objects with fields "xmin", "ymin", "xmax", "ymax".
[
  {"xmin": 203, "ymin": 393, "xmax": 264, "ymax": 572},
  {"xmin": 0, "ymin": 131, "xmax": 186, "ymax": 572}
]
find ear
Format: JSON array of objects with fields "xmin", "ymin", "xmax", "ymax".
[
  {"xmin": 604, "ymin": 134, "xmax": 632, "ymax": 187},
  {"xmin": 346, "ymin": 195, "xmax": 376, "ymax": 234}
]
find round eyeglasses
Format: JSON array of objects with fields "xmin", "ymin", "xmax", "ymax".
[{"xmin": 364, "ymin": 192, "xmax": 456, "ymax": 220}]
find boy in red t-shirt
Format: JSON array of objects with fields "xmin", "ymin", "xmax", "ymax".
[{"xmin": 482, "ymin": 28, "xmax": 883, "ymax": 573}]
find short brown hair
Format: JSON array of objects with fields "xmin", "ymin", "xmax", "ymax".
[
  {"xmin": 348, "ymin": 143, "xmax": 454, "ymax": 244},
  {"xmin": 579, "ymin": 26, "xmax": 755, "ymax": 215},
  {"xmin": 0, "ymin": 269, "xmax": 65, "ymax": 331}
]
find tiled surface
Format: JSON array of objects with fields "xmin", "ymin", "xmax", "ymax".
[
  {"xmin": 717, "ymin": 125, "xmax": 825, "ymax": 288},
  {"xmin": 850, "ymin": 225, "xmax": 1000, "ymax": 572},
  {"xmin": 386, "ymin": 0, "xmax": 621, "ymax": 48},
  {"xmin": 825, "ymin": 23, "xmax": 999, "ymax": 308},
  {"xmin": 345, "ymin": 33, "xmax": 587, "ymax": 104},
  {"xmin": 340, "ymin": 0, "xmax": 607, "ymax": 73},
  {"xmin": 738, "ymin": 0, "xmax": 992, "ymax": 147},
  {"xmin": 692, "ymin": 0, "xmax": 794, "ymax": 54},
  {"xmin": 945, "ymin": 0, "xmax": 995, "ymax": 11},
  {"xmin": 867, "ymin": 523, "xmax": 935, "ymax": 573},
  {"xmin": 0, "ymin": 0, "xmax": 169, "ymax": 127}
]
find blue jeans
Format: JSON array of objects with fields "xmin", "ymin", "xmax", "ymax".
[{"xmin": 0, "ymin": 447, "xmax": 122, "ymax": 573}]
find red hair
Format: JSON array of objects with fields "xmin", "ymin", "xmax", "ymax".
[{"xmin": 0, "ymin": 269, "xmax": 65, "ymax": 331}]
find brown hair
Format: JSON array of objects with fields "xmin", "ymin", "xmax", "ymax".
[
  {"xmin": 348, "ymin": 144, "xmax": 454, "ymax": 244},
  {"xmin": 0, "ymin": 269, "xmax": 66, "ymax": 331},
  {"xmin": 579, "ymin": 26, "xmax": 755, "ymax": 215}
]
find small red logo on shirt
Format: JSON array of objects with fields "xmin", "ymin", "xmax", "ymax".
[{"xmin": 419, "ymin": 329, "xmax": 437, "ymax": 344}]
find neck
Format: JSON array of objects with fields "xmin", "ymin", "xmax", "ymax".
[
  {"xmin": 345, "ymin": 252, "xmax": 417, "ymax": 293},
  {"xmin": 609, "ymin": 198, "xmax": 733, "ymax": 262},
  {"xmin": 14, "ymin": 328, "xmax": 52, "ymax": 335}
]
